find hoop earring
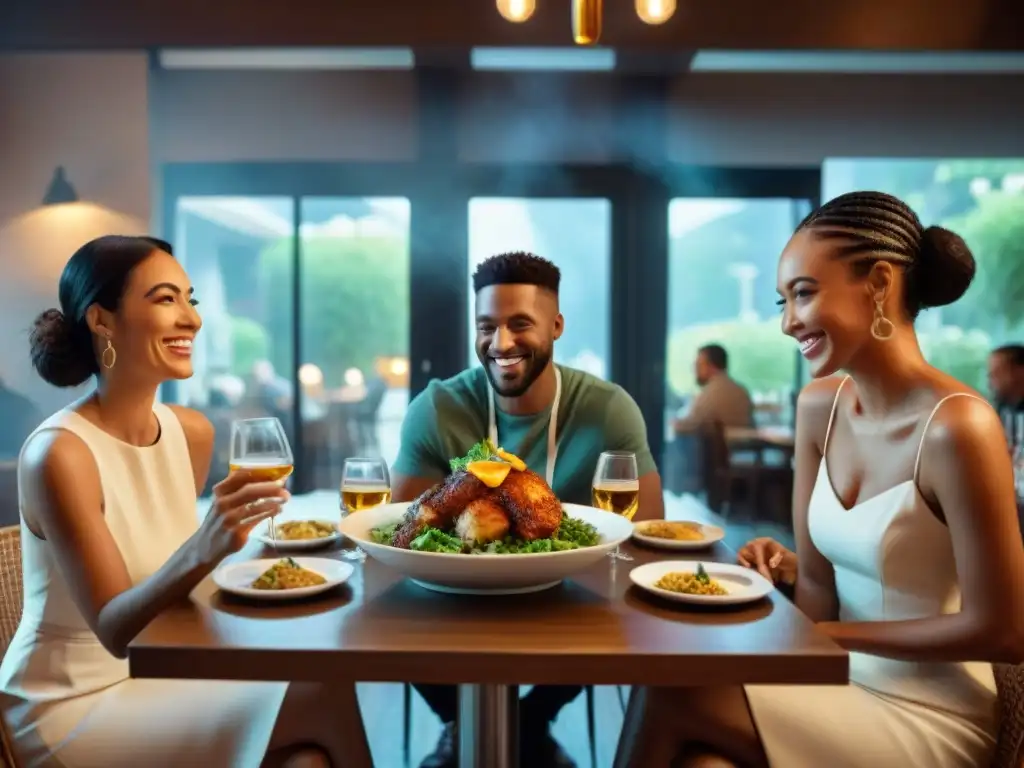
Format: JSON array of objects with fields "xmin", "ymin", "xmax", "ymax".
[
  {"xmin": 871, "ymin": 300, "xmax": 895, "ymax": 341},
  {"xmin": 101, "ymin": 339, "xmax": 117, "ymax": 369}
]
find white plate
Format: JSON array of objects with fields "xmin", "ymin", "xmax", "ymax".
[
  {"xmin": 338, "ymin": 502, "xmax": 634, "ymax": 595},
  {"xmin": 629, "ymin": 561, "xmax": 774, "ymax": 606},
  {"xmin": 251, "ymin": 518, "xmax": 342, "ymax": 551},
  {"xmin": 213, "ymin": 557, "xmax": 354, "ymax": 601},
  {"xmin": 631, "ymin": 520, "xmax": 725, "ymax": 551}
]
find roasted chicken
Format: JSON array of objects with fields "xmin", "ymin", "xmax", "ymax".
[
  {"xmin": 391, "ymin": 465, "xmax": 561, "ymax": 549},
  {"xmin": 454, "ymin": 497, "xmax": 511, "ymax": 545},
  {"xmin": 496, "ymin": 468, "xmax": 562, "ymax": 540},
  {"xmin": 392, "ymin": 470, "xmax": 487, "ymax": 548}
]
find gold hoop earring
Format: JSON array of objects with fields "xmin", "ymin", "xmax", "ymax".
[
  {"xmin": 101, "ymin": 339, "xmax": 117, "ymax": 369},
  {"xmin": 871, "ymin": 300, "xmax": 895, "ymax": 341}
]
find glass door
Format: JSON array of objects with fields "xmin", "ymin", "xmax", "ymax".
[
  {"xmin": 170, "ymin": 195, "xmax": 296, "ymax": 498},
  {"xmin": 664, "ymin": 197, "xmax": 810, "ymax": 444},
  {"xmin": 648, "ymin": 168, "xmax": 819, "ymax": 491},
  {"xmin": 467, "ymin": 197, "xmax": 612, "ymax": 378},
  {"xmin": 297, "ymin": 196, "xmax": 412, "ymax": 491},
  {"xmin": 162, "ymin": 163, "xmax": 434, "ymax": 496}
]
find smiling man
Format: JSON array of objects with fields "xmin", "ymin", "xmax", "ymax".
[{"xmin": 391, "ymin": 251, "xmax": 663, "ymax": 768}]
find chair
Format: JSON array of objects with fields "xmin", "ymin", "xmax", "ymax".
[
  {"xmin": 0, "ymin": 525, "xmax": 24, "ymax": 767},
  {"xmin": 994, "ymin": 662, "xmax": 1024, "ymax": 768}
]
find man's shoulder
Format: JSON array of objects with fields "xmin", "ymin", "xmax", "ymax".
[
  {"xmin": 560, "ymin": 366, "xmax": 637, "ymax": 413},
  {"xmin": 410, "ymin": 367, "xmax": 487, "ymax": 421}
]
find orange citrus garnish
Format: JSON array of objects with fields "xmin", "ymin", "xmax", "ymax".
[
  {"xmin": 466, "ymin": 460, "xmax": 512, "ymax": 488},
  {"xmin": 495, "ymin": 448, "xmax": 526, "ymax": 471}
]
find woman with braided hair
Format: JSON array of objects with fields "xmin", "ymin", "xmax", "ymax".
[{"xmin": 614, "ymin": 192, "xmax": 1024, "ymax": 768}]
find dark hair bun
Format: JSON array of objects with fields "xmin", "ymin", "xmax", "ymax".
[
  {"xmin": 914, "ymin": 226, "xmax": 976, "ymax": 309},
  {"xmin": 29, "ymin": 309, "xmax": 95, "ymax": 388}
]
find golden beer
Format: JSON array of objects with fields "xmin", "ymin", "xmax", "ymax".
[
  {"xmin": 592, "ymin": 480, "xmax": 640, "ymax": 520},
  {"xmin": 229, "ymin": 460, "xmax": 294, "ymax": 483},
  {"xmin": 341, "ymin": 484, "xmax": 392, "ymax": 513}
]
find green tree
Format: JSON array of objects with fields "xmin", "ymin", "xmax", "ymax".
[
  {"xmin": 260, "ymin": 234, "xmax": 409, "ymax": 386},
  {"xmin": 667, "ymin": 319, "xmax": 794, "ymax": 396},
  {"xmin": 229, "ymin": 315, "xmax": 270, "ymax": 378},
  {"xmin": 919, "ymin": 327, "xmax": 992, "ymax": 391},
  {"xmin": 950, "ymin": 192, "xmax": 1024, "ymax": 328}
]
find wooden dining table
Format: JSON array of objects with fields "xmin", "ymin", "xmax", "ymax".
[{"xmin": 128, "ymin": 517, "xmax": 847, "ymax": 768}]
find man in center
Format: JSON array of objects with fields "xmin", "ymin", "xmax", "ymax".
[{"xmin": 392, "ymin": 251, "xmax": 664, "ymax": 768}]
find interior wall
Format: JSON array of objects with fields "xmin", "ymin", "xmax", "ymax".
[
  {"xmin": 0, "ymin": 52, "xmax": 150, "ymax": 414},
  {"xmin": 153, "ymin": 69, "xmax": 417, "ymax": 162},
  {"xmin": 5, "ymin": 52, "xmax": 1024, "ymax": 415},
  {"xmin": 667, "ymin": 73, "xmax": 1024, "ymax": 165}
]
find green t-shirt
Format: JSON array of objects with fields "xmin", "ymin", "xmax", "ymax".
[{"xmin": 392, "ymin": 365, "xmax": 657, "ymax": 506}]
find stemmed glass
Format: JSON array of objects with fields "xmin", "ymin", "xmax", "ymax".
[
  {"xmin": 229, "ymin": 417, "xmax": 294, "ymax": 547},
  {"xmin": 592, "ymin": 450, "xmax": 639, "ymax": 562},
  {"xmin": 339, "ymin": 458, "xmax": 392, "ymax": 562}
]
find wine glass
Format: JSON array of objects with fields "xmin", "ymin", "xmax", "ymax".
[
  {"xmin": 339, "ymin": 458, "xmax": 392, "ymax": 562},
  {"xmin": 592, "ymin": 450, "xmax": 639, "ymax": 562},
  {"xmin": 230, "ymin": 417, "xmax": 294, "ymax": 546}
]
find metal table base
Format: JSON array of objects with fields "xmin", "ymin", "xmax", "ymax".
[{"xmin": 458, "ymin": 683, "xmax": 519, "ymax": 768}]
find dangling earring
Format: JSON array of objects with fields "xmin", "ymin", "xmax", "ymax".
[
  {"xmin": 101, "ymin": 339, "xmax": 117, "ymax": 369},
  {"xmin": 871, "ymin": 299, "xmax": 895, "ymax": 341}
]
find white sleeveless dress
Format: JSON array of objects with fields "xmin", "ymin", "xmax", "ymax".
[
  {"xmin": 744, "ymin": 381, "xmax": 999, "ymax": 768},
  {"xmin": 0, "ymin": 404, "xmax": 289, "ymax": 767}
]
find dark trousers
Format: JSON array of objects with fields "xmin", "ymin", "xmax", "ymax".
[{"xmin": 414, "ymin": 683, "xmax": 583, "ymax": 725}]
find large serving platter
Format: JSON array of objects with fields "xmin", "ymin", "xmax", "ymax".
[{"xmin": 339, "ymin": 502, "xmax": 633, "ymax": 594}]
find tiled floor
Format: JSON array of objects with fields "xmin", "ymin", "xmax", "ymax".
[{"xmin": 355, "ymin": 493, "xmax": 795, "ymax": 768}]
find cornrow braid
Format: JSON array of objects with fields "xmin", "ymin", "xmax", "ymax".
[{"xmin": 798, "ymin": 191, "xmax": 976, "ymax": 318}]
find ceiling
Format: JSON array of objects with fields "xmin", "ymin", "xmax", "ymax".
[{"xmin": 3, "ymin": 0, "xmax": 1023, "ymax": 51}]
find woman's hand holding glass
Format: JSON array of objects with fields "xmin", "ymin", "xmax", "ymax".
[{"xmin": 190, "ymin": 470, "xmax": 291, "ymax": 566}]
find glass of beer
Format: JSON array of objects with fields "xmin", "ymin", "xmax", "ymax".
[
  {"xmin": 592, "ymin": 450, "xmax": 639, "ymax": 562},
  {"xmin": 229, "ymin": 417, "xmax": 294, "ymax": 546},
  {"xmin": 340, "ymin": 458, "xmax": 392, "ymax": 562}
]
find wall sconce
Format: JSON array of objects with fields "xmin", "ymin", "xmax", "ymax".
[{"xmin": 42, "ymin": 166, "xmax": 79, "ymax": 206}]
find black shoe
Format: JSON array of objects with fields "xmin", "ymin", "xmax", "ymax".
[
  {"xmin": 521, "ymin": 727, "xmax": 576, "ymax": 768},
  {"xmin": 418, "ymin": 721, "xmax": 457, "ymax": 768}
]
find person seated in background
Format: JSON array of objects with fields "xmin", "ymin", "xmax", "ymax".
[
  {"xmin": 616, "ymin": 191, "xmax": 1024, "ymax": 768},
  {"xmin": 0, "ymin": 236, "xmax": 372, "ymax": 768},
  {"xmin": 672, "ymin": 344, "xmax": 754, "ymax": 435},
  {"xmin": 988, "ymin": 344, "xmax": 1024, "ymax": 425},
  {"xmin": 392, "ymin": 251, "xmax": 664, "ymax": 768}
]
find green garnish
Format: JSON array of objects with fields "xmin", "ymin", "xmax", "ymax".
[
  {"xmin": 370, "ymin": 523, "xmax": 399, "ymax": 545},
  {"xmin": 695, "ymin": 563, "xmax": 710, "ymax": 583},
  {"xmin": 368, "ymin": 513, "xmax": 600, "ymax": 556},
  {"xmin": 449, "ymin": 438, "xmax": 499, "ymax": 473},
  {"xmin": 409, "ymin": 527, "xmax": 464, "ymax": 553}
]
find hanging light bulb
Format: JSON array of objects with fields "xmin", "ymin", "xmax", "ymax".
[
  {"xmin": 572, "ymin": 0, "xmax": 603, "ymax": 45},
  {"xmin": 635, "ymin": 0, "xmax": 676, "ymax": 24},
  {"xmin": 496, "ymin": 0, "xmax": 536, "ymax": 23}
]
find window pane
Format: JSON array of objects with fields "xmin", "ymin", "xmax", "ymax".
[
  {"xmin": 663, "ymin": 198, "xmax": 802, "ymax": 483},
  {"xmin": 467, "ymin": 198, "xmax": 611, "ymax": 379},
  {"xmin": 824, "ymin": 158, "xmax": 1024, "ymax": 393},
  {"xmin": 172, "ymin": 196, "xmax": 296, "ymax": 498},
  {"xmin": 299, "ymin": 197, "xmax": 411, "ymax": 490}
]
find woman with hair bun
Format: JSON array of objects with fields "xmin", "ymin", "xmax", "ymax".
[
  {"xmin": 0, "ymin": 236, "xmax": 371, "ymax": 767},
  {"xmin": 616, "ymin": 192, "xmax": 1024, "ymax": 768}
]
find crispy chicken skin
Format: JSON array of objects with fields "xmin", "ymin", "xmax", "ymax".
[
  {"xmin": 454, "ymin": 497, "xmax": 511, "ymax": 545},
  {"xmin": 391, "ymin": 471, "xmax": 488, "ymax": 548},
  {"xmin": 496, "ymin": 469, "xmax": 562, "ymax": 540}
]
